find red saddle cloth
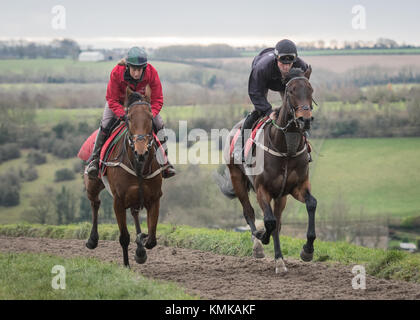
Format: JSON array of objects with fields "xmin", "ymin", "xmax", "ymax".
[
  {"xmin": 77, "ymin": 124, "xmax": 167, "ymax": 176},
  {"xmin": 229, "ymin": 116, "xmax": 269, "ymax": 159},
  {"xmin": 77, "ymin": 124, "xmax": 126, "ymax": 165}
]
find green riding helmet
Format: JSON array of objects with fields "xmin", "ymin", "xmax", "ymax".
[{"xmin": 126, "ymin": 47, "xmax": 148, "ymax": 67}]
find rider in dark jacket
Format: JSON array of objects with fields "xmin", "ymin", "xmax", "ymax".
[{"xmin": 234, "ymin": 39, "xmax": 310, "ymax": 162}]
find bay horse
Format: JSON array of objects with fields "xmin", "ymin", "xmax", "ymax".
[
  {"xmin": 216, "ymin": 67, "xmax": 317, "ymax": 274},
  {"xmin": 84, "ymin": 86, "xmax": 163, "ymax": 267}
]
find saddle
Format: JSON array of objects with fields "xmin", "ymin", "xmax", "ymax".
[
  {"xmin": 77, "ymin": 123, "xmax": 167, "ymax": 177},
  {"xmin": 229, "ymin": 116, "xmax": 270, "ymax": 161}
]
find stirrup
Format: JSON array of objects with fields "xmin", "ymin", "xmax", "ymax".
[
  {"xmin": 86, "ymin": 160, "xmax": 99, "ymax": 178},
  {"xmin": 162, "ymin": 166, "xmax": 176, "ymax": 179}
]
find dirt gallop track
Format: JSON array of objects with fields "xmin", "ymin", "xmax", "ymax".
[{"xmin": 1, "ymin": 236, "xmax": 420, "ymax": 300}]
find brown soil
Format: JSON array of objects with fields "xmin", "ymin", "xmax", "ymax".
[{"xmin": 1, "ymin": 236, "xmax": 420, "ymax": 300}]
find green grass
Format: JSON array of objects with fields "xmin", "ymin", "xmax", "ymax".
[
  {"xmin": 320, "ymin": 101, "xmax": 406, "ymax": 112},
  {"xmin": 35, "ymin": 107, "xmax": 103, "ymax": 127},
  {"xmin": 0, "ymin": 58, "xmax": 231, "ymax": 83},
  {"xmin": 0, "ymin": 251, "xmax": 196, "ymax": 300},
  {"xmin": 309, "ymin": 137, "xmax": 420, "ymax": 218},
  {"xmin": 32, "ymin": 104, "xmax": 247, "ymax": 127},
  {"xmin": 0, "ymin": 223, "xmax": 419, "ymax": 284},
  {"xmin": 361, "ymin": 83, "xmax": 420, "ymax": 92}
]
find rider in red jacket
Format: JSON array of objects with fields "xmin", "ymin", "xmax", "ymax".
[
  {"xmin": 106, "ymin": 59, "xmax": 163, "ymax": 119},
  {"xmin": 86, "ymin": 47, "xmax": 176, "ymax": 179}
]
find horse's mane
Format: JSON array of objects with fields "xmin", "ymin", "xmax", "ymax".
[
  {"xmin": 283, "ymin": 68, "xmax": 305, "ymax": 84},
  {"xmin": 127, "ymin": 92, "xmax": 144, "ymax": 107}
]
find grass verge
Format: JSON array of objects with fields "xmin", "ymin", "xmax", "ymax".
[
  {"xmin": 0, "ymin": 251, "xmax": 196, "ymax": 300},
  {"xmin": 0, "ymin": 223, "xmax": 419, "ymax": 284}
]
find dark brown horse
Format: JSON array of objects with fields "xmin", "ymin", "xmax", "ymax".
[
  {"xmin": 84, "ymin": 86, "xmax": 163, "ymax": 267},
  {"xmin": 216, "ymin": 67, "xmax": 317, "ymax": 274}
]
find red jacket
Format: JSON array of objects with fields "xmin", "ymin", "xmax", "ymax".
[{"xmin": 106, "ymin": 63, "xmax": 163, "ymax": 118}]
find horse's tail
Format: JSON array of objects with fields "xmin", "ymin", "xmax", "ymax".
[{"xmin": 213, "ymin": 166, "xmax": 237, "ymax": 199}]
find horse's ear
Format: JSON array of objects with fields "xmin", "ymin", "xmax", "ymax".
[
  {"xmin": 304, "ymin": 65, "xmax": 312, "ymax": 80},
  {"xmin": 144, "ymin": 84, "xmax": 151, "ymax": 103},
  {"xmin": 126, "ymin": 86, "xmax": 133, "ymax": 98}
]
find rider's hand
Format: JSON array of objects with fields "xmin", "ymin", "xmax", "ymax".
[{"xmin": 269, "ymin": 111, "xmax": 276, "ymax": 120}]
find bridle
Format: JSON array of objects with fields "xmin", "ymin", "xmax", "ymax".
[
  {"xmin": 271, "ymin": 76, "xmax": 313, "ymax": 133},
  {"xmin": 125, "ymin": 100, "xmax": 154, "ymax": 154}
]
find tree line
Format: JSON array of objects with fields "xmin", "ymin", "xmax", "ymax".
[{"xmin": 0, "ymin": 39, "xmax": 80, "ymax": 60}]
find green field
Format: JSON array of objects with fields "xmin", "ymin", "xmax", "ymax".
[
  {"xmin": 309, "ymin": 137, "xmax": 420, "ymax": 218},
  {"xmin": 1, "ymin": 136, "xmax": 419, "ymax": 224},
  {"xmin": 33, "ymin": 104, "xmax": 247, "ymax": 128},
  {"xmin": 0, "ymin": 251, "xmax": 195, "ymax": 299},
  {"xmin": 0, "ymin": 59, "xmax": 194, "ymax": 75}
]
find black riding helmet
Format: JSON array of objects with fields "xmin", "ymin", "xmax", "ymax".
[{"xmin": 274, "ymin": 39, "xmax": 297, "ymax": 64}]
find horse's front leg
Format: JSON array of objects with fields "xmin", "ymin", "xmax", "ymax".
[
  {"xmin": 292, "ymin": 183, "xmax": 317, "ymax": 262},
  {"xmin": 255, "ymin": 185, "xmax": 275, "ymax": 245},
  {"xmin": 273, "ymin": 196, "xmax": 288, "ymax": 274},
  {"xmin": 131, "ymin": 208, "xmax": 147, "ymax": 264},
  {"xmin": 144, "ymin": 199, "xmax": 160, "ymax": 249},
  {"xmin": 84, "ymin": 176, "xmax": 104, "ymax": 250},
  {"xmin": 301, "ymin": 190, "xmax": 317, "ymax": 261},
  {"xmin": 114, "ymin": 198, "xmax": 130, "ymax": 267}
]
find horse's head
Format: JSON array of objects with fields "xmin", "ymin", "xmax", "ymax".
[
  {"xmin": 283, "ymin": 66, "xmax": 314, "ymax": 131},
  {"xmin": 124, "ymin": 86, "xmax": 153, "ymax": 164}
]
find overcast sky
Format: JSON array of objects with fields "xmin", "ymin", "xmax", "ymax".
[{"xmin": 1, "ymin": 0, "xmax": 419, "ymax": 48}]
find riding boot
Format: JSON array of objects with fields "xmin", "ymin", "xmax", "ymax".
[
  {"xmin": 159, "ymin": 136, "xmax": 176, "ymax": 179},
  {"xmin": 86, "ymin": 126, "xmax": 108, "ymax": 179}
]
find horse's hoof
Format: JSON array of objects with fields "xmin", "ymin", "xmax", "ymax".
[
  {"xmin": 253, "ymin": 230, "xmax": 265, "ymax": 241},
  {"xmin": 300, "ymin": 248, "xmax": 313, "ymax": 262},
  {"xmin": 252, "ymin": 238, "xmax": 265, "ymax": 259},
  {"xmin": 135, "ymin": 252, "xmax": 147, "ymax": 264},
  {"xmin": 261, "ymin": 234, "xmax": 270, "ymax": 245},
  {"xmin": 85, "ymin": 239, "xmax": 98, "ymax": 250},
  {"xmin": 145, "ymin": 239, "xmax": 157, "ymax": 250},
  {"xmin": 275, "ymin": 258, "xmax": 288, "ymax": 274}
]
